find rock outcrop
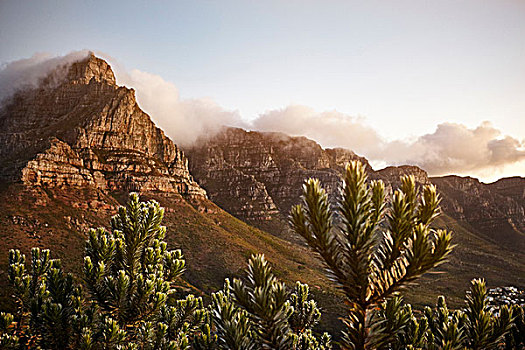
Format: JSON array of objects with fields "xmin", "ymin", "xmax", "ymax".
[
  {"xmin": 487, "ymin": 177, "xmax": 525, "ymax": 204},
  {"xmin": 186, "ymin": 127, "xmax": 525, "ymax": 251},
  {"xmin": 432, "ymin": 175, "xmax": 525, "ymax": 250},
  {"xmin": 187, "ymin": 127, "xmax": 384, "ymax": 234},
  {"xmin": 0, "ymin": 53, "xmax": 205, "ymax": 198}
]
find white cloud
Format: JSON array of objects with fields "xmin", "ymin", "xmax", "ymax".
[
  {"xmin": 2, "ymin": 50, "xmax": 523, "ymax": 179},
  {"xmin": 252, "ymin": 105, "xmax": 383, "ymax": 155},
  {"xmin": 252, "ymin": 107, "xmax": 525, "ymax": 177},
  {"xmin": 114, "ymin": 68, "xmax": 244, "ymax": 147},
  {"xmin": 0, "ymin": 50, "xmax": 90, "ymax": 103}
]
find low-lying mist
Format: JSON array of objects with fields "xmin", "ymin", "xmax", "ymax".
[
  {"xmin": 1, "ymin": 51, "xmax": 523, "ymax": 180},
  {"xmin": 0, "ymin": 50, "xmax": 91, "ymax": 104}
]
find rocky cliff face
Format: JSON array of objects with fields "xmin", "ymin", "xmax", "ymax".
[
  {"xmin": 186, "ymin": 127, "xmax": 525, "ymax": 250},
  {"xmin": 187, "ymin": 128, "xmax": 371, "ymax": 228},
  {"xmin": 487, "ymin": 177, "xmax": 525, "ymax": 204},
  {"xmin": 431, "ymin": 175, "xmax": 525, "ymax": 250},
  {"xmin": 0, "ymin": 53, "xmax": 205, "ymax": 198},
  {"xmin": 187, "ymin": 127, "xmax": 399, "ymax": 235}
]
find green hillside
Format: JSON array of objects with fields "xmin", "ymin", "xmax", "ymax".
[{"xmin": 1, "ymin": 182, "xmax": 524, "ymax": 337}]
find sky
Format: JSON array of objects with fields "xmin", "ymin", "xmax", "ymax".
[{"xmin": 0, "ymin": 0, "xmax": 524, "ymax": 181}]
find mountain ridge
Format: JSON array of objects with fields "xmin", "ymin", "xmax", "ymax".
[
  {"xmin": 187, "ymin": 127, "xmax": 524, "ymax": 247},
  {"xmin": 0, "ymin": 55, "xmax": 523, "ymax": 322}
]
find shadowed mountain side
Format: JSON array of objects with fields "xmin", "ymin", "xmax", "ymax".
[
  {"xmin": 185, "ymin": 127, "xmax": 525, "ymax": 298},
  {"xmin": 0, "ymin": 184, "xmax": 346, "ymax": 335},
  {"xmin": 406, "ymin": 214, "xmax": 525, "ymax": 307},
  {"xmin": 186, "ymin": 127, "xmax": 524, "ymax": 248},
  {"xmin": 432, "ymin": 175, "xmax": 525, "ymax": 252}
]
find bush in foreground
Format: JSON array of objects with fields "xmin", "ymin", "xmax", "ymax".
[
  {"xmin": 0, "ymin": 194, "xmax": 329, "ymax": 349},
  {"xmin": 290, "ymin": 161, "xmax": 515, "ymax": 349},
  {"xmin": 0, "ymin": 167, "xmax": 521, "ymax": 349}
]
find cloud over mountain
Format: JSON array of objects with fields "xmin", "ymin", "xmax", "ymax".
[
  {"xmin": 114, "ymin": 68, "xmax": 244, "ymax": 147},
  {"xmin": 0, "ymin": 51, "xmax": 244, "ymax": 147},
  {"xmin": 1, "ymin": 51, "xmax": 523, "ymax": 179},
  {"xmin": 253, "ymin": 106, "xmax": 525, "ymax": 176},
  {"xmin": 0, "ymin": 50, "xmax": 90, "ymax": 103}
]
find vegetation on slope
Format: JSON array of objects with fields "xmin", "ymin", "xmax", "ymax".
[{"xmin": 1, "ymin": 167, "xmax": 524, "ymax": 349}]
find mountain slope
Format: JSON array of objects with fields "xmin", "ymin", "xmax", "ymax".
[
  {"xmin": 186, "ymin": 126, "xmax": 525, "ymax": 304},
  {"xmin": 0, "ymin": 56, "xmax": 342, "ymax": 331},
  {"xmin": 432, "ymin": 175, "xmax": 525, "ymax": 252}
]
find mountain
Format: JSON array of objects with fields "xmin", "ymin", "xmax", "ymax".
[
  {"xmin": 432, "ymin": 175, "xmax": 525, "ymax": 251},
  {"xmin": 186, "ymin": 127, "xmax": 371, "ymax": 237},
  {"xmin": 187, "ymin": 127, "xmax": 524, "ymax": 242},
  {"xmin": 186, "ymin": 126, "xmax": 525, "ymax": 304},
  {"xmin": 0, "ymin": 55, "xmax": 344, "ymax": 331},
  {"xmin": 1, "ymin": 53, "xmax": 523, "ymax": 321},
  {"xmin": 0, "ymin": 53, "xmax": 204, "ymax": 197}
]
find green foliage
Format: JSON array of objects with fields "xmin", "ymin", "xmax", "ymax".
[
  {"xmin": 423, "ymin": 295, "xmax": 465, "ymax": 349},
  {"xmin": 82, "ymin": 193, "xmax": 209, "ymax": 349},
  {"xmin": 463, "ymin": 279, "xmax": 513, "ymax": 349},
  {"xmin": 290, "ymin": 160, "xmax": 454, "ymax": 349},
  {"xmin": 370, "ymin": 278, "xmax": 514, "ymax": 350},
  {"xmin": 0, "ymin": 312, "xmax": 19, "ymax": 349},
  {"xmin": 506, "ymin": 304, "xmax": 525, "ymax": 349},
  {"xmin": 289, "ymin": 282, "xmax": 322, "ymax": 334},
  {"xmin": 371, "ymin": 296, "xmax": 413, "ymax": 349},
  {"xmin": 83, "ymin": 193, "xmax": 186, "ymax": 326},
  {"xmin": 6, "ymin": 247, "xmax": 84, "ymax": 349},
  {"xmin": 210, "ymin": 254, "xmax": 331, "ymax": 350},
  {"xmin": 231, "ymin": 254, "xmax": 293, "ymax": 349},
  {"xmin": 210, "ymin": 279, "xmax": 255, "ymax": 350},
  {"xmin": 289, "ymin": 282, "xmax": 332, "ymax": 350},
  {"xmin": 292, "ymin": 330, "xmax": 331, "ymax": 350},
  {"xmin": 4, "ymin": 193, "xmax": 209, "ymax": 349}
]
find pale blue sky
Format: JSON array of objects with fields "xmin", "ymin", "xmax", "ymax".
[{"xmin": 1, "ymin": 0, "xmax": 524, "ymax": 163}]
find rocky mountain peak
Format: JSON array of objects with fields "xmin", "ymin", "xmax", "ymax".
[
  {"xmin": 66, "ymin": 52, "xmax": 117, "ymax": 85},
  {"xmin": 0, "ymin": 54, "xmax": 205, "ymax": 198},
  {"xmin": 374, "ymin": 165, "xmax": 430, "ymax": 185},
  {"xmin": 37, "ymin": 52, "xmax": 117, "ymax": 89}
]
